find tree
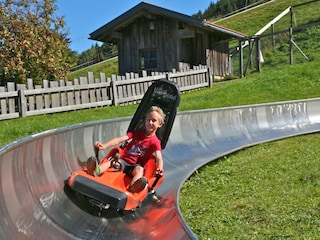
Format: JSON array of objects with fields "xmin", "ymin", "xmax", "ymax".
[
  {"xmin": 76, "ymin": 42, "xmax": 117, "ymax": 66},
  {"xmin": 199, "ymin": 0, "xmax": 262, "ymax": 20},
  {"xmin": 221, "ymin": 0, "xmax": 233, "ymax": 15},
  {"xmin": 192, "ymin": 10, "xmax": 203, "ymax": 19},
  {"xmin": 0, "ymin": 0, "xmax": 76, "ymax": 85}
]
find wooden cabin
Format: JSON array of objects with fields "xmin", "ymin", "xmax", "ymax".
[{"xmin": 89, "ymin": 2, "xmax": 247, "ymax": 78}]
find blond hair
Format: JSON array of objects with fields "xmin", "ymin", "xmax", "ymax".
[{"xmin": 148, "ymin": 106, "xmax": 166, "ymax": 124}]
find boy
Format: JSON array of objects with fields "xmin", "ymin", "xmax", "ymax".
[{"xmin": 86, "ymin": 106, "xmax": 165, "ymax": 193}]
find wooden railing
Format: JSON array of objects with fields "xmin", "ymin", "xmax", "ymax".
[{"xmin": 0, "ymin": 65, "xmax": 210, "ymax": 120}]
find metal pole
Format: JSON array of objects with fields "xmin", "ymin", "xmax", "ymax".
[
  {"xmin": 289, "ymin": 7, "xmax": 293, "ymax": 64},
  {"xmin": 239, "ymin": 39, "xmax": 243, "ymax": 78},
  {"xmin": 256, "ymin": 37, "xmax": 261, "ymax": 72}
]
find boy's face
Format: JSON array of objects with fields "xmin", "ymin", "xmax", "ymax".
[{"xmin": 145, "ymin": 111, "xmax": 163, "ymax": 134}]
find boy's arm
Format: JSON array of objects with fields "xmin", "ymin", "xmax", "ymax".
[
  {"xmin": 94, "ymin": 135, "xmax": 129, "ymax": 150},
  {"xmin": 154, "ymin": 150, "xmax": 164, "ymax": 171}
]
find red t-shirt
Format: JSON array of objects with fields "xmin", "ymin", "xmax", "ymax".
[{"xmin": 122, "ymin": 129, "xmax": 162, "ymax": 166}]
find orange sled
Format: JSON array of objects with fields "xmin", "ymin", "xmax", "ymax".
[{"xmin": 68, "ymin": 146, "xmax": 163, "ymax": 210}]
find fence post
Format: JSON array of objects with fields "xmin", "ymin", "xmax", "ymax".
[
  {"xmin": 111, "ymin": 74, "xmax": 118, "ymax": 106},
  {"xmin": 7, "ymin": 82, "xmax": 16, "ymax": 114},
  {"xmin": 166, "ymin": 73, "xmax": 170, "ymax": 80},
  {"xmin": 207, "ymin": 67, "xmax": 212, "ymax": 88},
  {"xmin": 18, "ymin": 89, "xmax": 27, "ymax": 117}
]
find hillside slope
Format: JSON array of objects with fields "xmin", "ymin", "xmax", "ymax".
[
  {"xmin": 213, "ymin": 0, "xmax": 320, "ymax": 76},
  {"xmin": 214, "ymin": 0, "xmax": 320, "ymax": 35}
]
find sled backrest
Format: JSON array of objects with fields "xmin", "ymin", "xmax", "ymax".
[{"xmin": 127, "ymin": 79, "xmax": 180, "ymax": 149}]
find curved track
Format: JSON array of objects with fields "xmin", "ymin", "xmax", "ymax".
[{"xmin": 1, "ymin": 98, "xmax": 320, "ymax": 239}]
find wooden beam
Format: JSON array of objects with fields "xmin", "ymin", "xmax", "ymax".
[
  {"xmin": 178, "ymin": 28, "xmax": 195, "ymax": 38},
  {"xmin": 111, "ymin": 31, "xmax": 122, "ymax": 39}
]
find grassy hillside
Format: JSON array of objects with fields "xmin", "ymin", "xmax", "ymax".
[
  {"xmin": 218, "ymin": 0, "xmax": 320, "ymax": 77},
  {"xmin": 215, "ymin": 0, "xmax": 320, "ymax": 35},
  {"xmin": 67, "ymin": 57, "xmax": 118, "ymax": 80}
]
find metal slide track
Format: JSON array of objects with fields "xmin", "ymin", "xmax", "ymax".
[{"xmin": 1, "ymin": 98, "xmax": 320, "ymax": 239}]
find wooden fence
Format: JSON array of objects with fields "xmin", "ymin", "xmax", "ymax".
[{"xmin": 0, "ymin": 65, "xmax": 210, "ymax": 120}]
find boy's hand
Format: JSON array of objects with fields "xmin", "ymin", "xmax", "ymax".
[
  {"xmin": 154, "ymin": 168, "xmax": 164, "ymax": 178},
  {"xmin": 94, "ymin": 141, "xmax": 105, "ymax": 150}
]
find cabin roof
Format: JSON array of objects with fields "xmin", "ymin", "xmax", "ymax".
[{"xmin": 89, "ymin": 2, "xmax": 248, "ymax": 42}]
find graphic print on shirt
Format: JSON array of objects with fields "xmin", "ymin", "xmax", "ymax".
[{"xmin": 127, "ymin": 141, "xmax": 148, "ymax": 157}]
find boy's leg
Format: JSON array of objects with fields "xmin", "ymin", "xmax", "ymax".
[
  {"xmin": 130, "ymin": 166, "xmax": 144, "ymax": 184},
  {"xmin": 128, "ymin": 166, "xmax": 147, "ymax": 193},
  {"xmin": 96, "ymin": 161, "xmax": 111, "ymax": 175},
  {"xmin": 86, "ymin": 156, "xmax": 111, "ymax": 176},
  {"xmin": 86, "ymin": 156, "xmax": 97, "ymax": 176}
]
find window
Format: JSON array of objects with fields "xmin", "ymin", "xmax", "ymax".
[{"xmin": 140, "ymin": 49, "xmax": 157, "ymax": 70}]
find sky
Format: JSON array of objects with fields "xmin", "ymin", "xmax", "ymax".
[{"xmin": 56, "ymin": 1, "xmax": 215, "ymax": 53}]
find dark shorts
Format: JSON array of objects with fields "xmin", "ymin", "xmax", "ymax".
[{"xmin": 119, "ymin": 159, "xmax": 144, "ymax": 178}]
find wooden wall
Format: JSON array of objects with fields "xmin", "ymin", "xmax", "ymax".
[{"xmin": 116, "ymin": 14, "xmax": 230, "ymax": 77}]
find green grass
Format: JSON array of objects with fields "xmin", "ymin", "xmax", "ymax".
[
  {"xmin": 215, "ymin": 0, "xmax": 320, "ymax": 35},
  {"xmin": 0, "ymin": 105, "xmax": 137, "ymax": 147},
  {"xmin": 220, "ymin": 0, "xmax": 320, "ymax": 77},
  {"xmin": 180, "ymin": 135, "xmax": 320, "ymax": 239},
  {"xmin": 182, "ymin": 61, "xmax": 320, "ymax": 110},
  {"xmin": 67, "ymin": 57, "xmax": 118, "ymax": 80}
]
